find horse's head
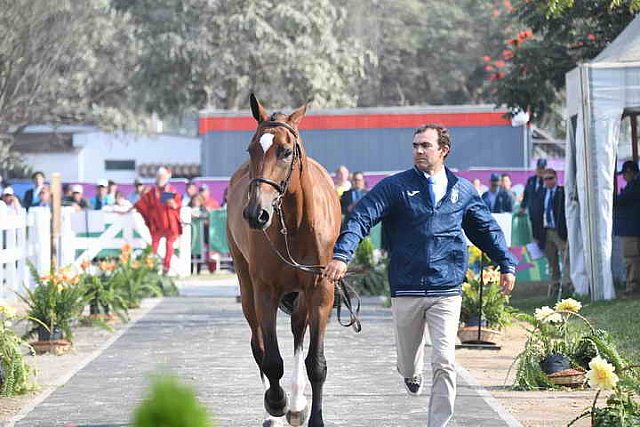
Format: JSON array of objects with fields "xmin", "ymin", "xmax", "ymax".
[{"xmin": 243, "ymin": 94, "xmax": 308, "ymax": 230}]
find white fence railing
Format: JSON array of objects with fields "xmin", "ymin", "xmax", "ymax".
[
  {"xmin": 0, "ymin": 207, "xmax": 51, "ymax": 300},
  {"xmin": 0, "ymin": 207, "xmax": 191, "ymax": 300}
]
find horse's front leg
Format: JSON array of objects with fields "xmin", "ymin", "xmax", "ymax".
[
  {"xmin": 287, "ymin": 294, "xmax": 309, "ymax": 426},
  {"xmin": 305, "ymin": 281, "xmax": 334, "ymax": 427},
  {"xmin": 256, "ymin": 288, "xmax": 288, "ymax": 419}
]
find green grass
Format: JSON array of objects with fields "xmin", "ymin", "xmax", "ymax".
[{"xmin": 510, "ymin": 295, "xmax": 640, "ymax": 365}]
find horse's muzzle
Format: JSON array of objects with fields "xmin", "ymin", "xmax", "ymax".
[{"xmin": 243, "ymin": 204, "xmax": 273, "ymax": 230}]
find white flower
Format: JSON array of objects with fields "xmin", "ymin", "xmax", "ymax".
[
  {"xmin": 554, "ymin": 298, "xmax": 582, "ymax": 313},
  {"xmin": 534, "ymin": 306, "xmax": 562, "ymax": 323},
  {"xmin": 585, "ymin": 356, "xmax": 619, "ymax": 390},
  {"xmin": 0, "ymin": 299, "xmax": 17, "ymax": 318}
]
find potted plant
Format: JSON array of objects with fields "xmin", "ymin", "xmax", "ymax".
[
  {"xmin": 0, "ymin": 299, "xmax": 35, "ymax": 396},
  {"xmin": 511, "ymin": 298, "xmax": 629, "ymax": 390},
  {"xmin": 18, "ymin": 264, "xmax": 89, "ymax": 354},
  {"xmin": 81, "ymin": 259, "xmax": 128, "ymax": 324},
  {"xmin": 458, "ymin": 267, "xmax": 516, "ymax": 344}
]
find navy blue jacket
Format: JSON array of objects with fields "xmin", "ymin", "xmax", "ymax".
[
  {"xmin": 521, "ymin": 174, "xmax": 544, "ymax": 212},
  {"xmin": 614, "ymin": 177, "xmax": 640, "ymax": 237},
  {"xmin": 481, "ymin": 188, "xmax": 514, "ymax": 213},
  {"xmin": 531, "ymin": 186, "xmax": 567, "ymax": 248},
  {"xmin": 333, "ymin": 167, "xmax": 517, "ymax": 297}
]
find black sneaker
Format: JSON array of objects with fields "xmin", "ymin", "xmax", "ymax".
[{"xmin": 403, "ymin": 374, "xmax": 423, "ymax": 396}]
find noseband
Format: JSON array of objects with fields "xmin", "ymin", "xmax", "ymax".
[{"xmin": 249, "ymin": 120, "xmax": 301, "ymax": 198}]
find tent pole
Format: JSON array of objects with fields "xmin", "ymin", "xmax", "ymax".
[{"xmin": 631, "ymin": 114, "xmax": 638, "ymax": 162}]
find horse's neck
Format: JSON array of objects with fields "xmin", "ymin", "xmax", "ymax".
[{"xmin": 283, "ymin": 161, "xmax": 316, "ymax": 233}]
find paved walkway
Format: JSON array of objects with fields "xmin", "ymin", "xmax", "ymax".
[{"xmin": 14, "ymin": 280, "xmax": 520, "ymax": 426}]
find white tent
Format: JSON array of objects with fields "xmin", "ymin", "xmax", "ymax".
[{"xmin": 565, "ymin": 15, "xmax": 640, "ymax": 300}]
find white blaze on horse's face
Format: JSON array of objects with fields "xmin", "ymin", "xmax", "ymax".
[{"xmin": 259, "ymin": 133, "xmax": 275, "ymax": 153}]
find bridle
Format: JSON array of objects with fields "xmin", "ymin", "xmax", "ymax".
[{"xmin": 247, "ymin": 119, "xmax": 362, "ymax": 333}]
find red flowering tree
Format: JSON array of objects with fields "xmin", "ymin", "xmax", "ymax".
[{"xmin": 484, "ymin": 0, "xmax": 636, "ymax": 120}]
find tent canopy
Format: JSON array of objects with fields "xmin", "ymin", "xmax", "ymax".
[{"xmin": 565, "ymin": 14, "xmax": 640, "ymax": 300}]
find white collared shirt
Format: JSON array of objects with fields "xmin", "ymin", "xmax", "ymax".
[{"xmin": 423, "ymin": 167, "xmax": 448, "ymax": 205}]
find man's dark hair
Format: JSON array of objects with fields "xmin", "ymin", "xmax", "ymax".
[
  {"xmin": 501, "ymin": 173, "xmax": 511, "ymax": 179},
  {"xmin": 32, "ymin": 171, "xmax": 45, "ymax": 180},
  {"xmin": 545, "ymin": 168, "xmax": 557, "ymax": 177},
  {"xmin": 414, "ymin": 124, "xmax": 451, "ymax": 156}
]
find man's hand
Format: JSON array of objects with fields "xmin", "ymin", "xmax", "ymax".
[
  {"xmin": 501, "ymin": 273, "xmax": 516, "ymax": 295},
  {"xmin": 323, "ymin": 259, "xmax": 348, "ymax": 282}
]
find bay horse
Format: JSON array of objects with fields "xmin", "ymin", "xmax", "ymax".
[{"xmin": 226, "ymin": 94, "xmax": 341, "ymax": 427}]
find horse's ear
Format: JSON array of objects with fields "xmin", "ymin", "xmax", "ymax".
[
  {"xmin": 287, "ymin": 101, "xmax": 310, "ymax": 128},
  {"xmin": 250, "ymin": 93, "xmax": 268, "ymax": 123}
]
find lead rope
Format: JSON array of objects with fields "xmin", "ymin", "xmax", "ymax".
[{"xmin": 261, "ymin": 200, "xmax": 362, "ymax": 333}]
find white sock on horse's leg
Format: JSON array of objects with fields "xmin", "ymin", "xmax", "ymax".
[{"xmin": 289, "ymin": 348, "xmax": 308, "ymax": 412}]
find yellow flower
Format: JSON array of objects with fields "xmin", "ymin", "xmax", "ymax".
[
  {"xmin": 482, "ymin": 268, "xmax": 501, "ymax": 284},
  {"xmin": 534, "ymin": 306, "xmax": 562, "ymax": 323},
  {"xmin": 468, "ymin": 246, "xmax": 482, "ymax": 264},
  {"xmin": 586, "ymin": 356, "xmax": 619, "ymax": 390},
  {"xmin": 57, "ymin": 283, "xmax": 65, "ymax": 292},
  {"xmin": 0, "ymin": 300, "xmax": 17, "ymax": 318},
  {"xmin": 554, "ymin": 298, "xmax": 582, "ymax": 313},
  {"xmin": 462, "ymin": 282, "xmax": 472, "ymax": 293},
  {"xmin": 132, "ymin": 260, "xmax": 141, "ymax": 269},
  {"xmin": 465, "ymin": 269, "xmax": 476, "ymax": 283},
  {"xmin": 145, "ymin": 257, "xmax": 155, "ymax": 269},
  {"xmin": 119, "ymin": 253, "xmax": 130, "ymax": 263}
]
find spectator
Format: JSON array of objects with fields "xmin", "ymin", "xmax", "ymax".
[
  {"xmin": 340, "ymin": 171, "xmax": 368, "ymax": 215},
  {"xmin": 199, "ymin": 184, "xmax": 220, "ymax": 210},
  {"xmin": 481, "ymin": 173, "xmax": 513, "ymax": 213},
  {"xmin": 221, "ymin": 187, "xmax": 229, "ymax": 209},
  {"xmin": 70, "ymin": 184, "xmax": 90, "ymax": 211},
  {"xmin": 613, "ymin": 160, "xmax": 640, "ymax": 297},
  {"xmin": 471, "ymin": 178, "xmax": 487, "ymax": 196},
  {"xmin": 182, "ymin": 181, "xmax": 198, "ymax": 207},
  {"xmin": 1, "ymin": 186, "xmax": 22, "ymax": 215},
  {"xmin": 520, "ymin": 158, "xmax": 547, "ymax": 214},
  {"xmin": 105, "ymin": 180, "xmax": 118, "ymax": 205},
  {"xmin": 532, "ymin": 168, "xmax": 569, "ymax": 292},
  {"xmin": 105, "ymin": 191, "xmax": 133, "ymax": 213},
  {"xmin": 501, "ymin": 173, "xmax": 517, "ymax": 204},
  {"xmin": 37, "ymin": 186, "xmax": 51, "ymax": 208},
  {"xmin": 91, "ymin": 179, "xmax": 110, "ymax": 210},
  {"xmin": 127, "ymin": 179, "xmax": 146, "ymax": 204},
  {"xmin": 189, "ymin": 194, "xmax": 208, "ymax": 219},
  {"xmin": 134, "ymin": 167, "xmax": 183, "ymax": 274},
  {"xmin": 62, "ymin": 183, "xmax": 73, "ymax": 205},
  {"xmin": 23, "ymin": 171, "xmax": 46, "ymax": 209},
  {"xmin": 334, "ymin": 165, "xmax": 351, "ymax": 197}
]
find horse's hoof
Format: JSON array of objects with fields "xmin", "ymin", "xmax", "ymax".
[
  {"xmin": 262, "ymin": 418, "xmax": 284, "ymax": 427},
  {"xmin": 264, "ymin": 389, "xmax": 289, "ymax": 417},
  {"xmin": 286, "ymin": 407, "xmax": 308, "ymax": 426}
]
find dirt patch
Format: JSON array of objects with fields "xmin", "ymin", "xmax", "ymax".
[
  {"xmin": 0, "ymin": 298, "xmax": 160, "ymax": 425},
  {"xmin": 456, "ymin": 322, "xmax": 597, "ymax": 427}
]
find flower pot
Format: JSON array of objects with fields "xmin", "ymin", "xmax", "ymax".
[
  {"xmin": 457, "ymin": 326, "xmax": 502, "ymax": 344},
  {"xmin": 540, "ymin": 353, "xmax": 571, "ymax": 375},
  {"xmin": 546, "ymin": 368, "xmax": 586, "ymax": 387},
  {"xmin": 31, "ymin": 339, "xmax": 72, "ymax": 355},
  {"xmin": 465, "ymin": 315, "xmax": 488, "ymax": 327},
  {"xmin": 37, "ymin": 325, "xmax": 63, "ymax": 342}
]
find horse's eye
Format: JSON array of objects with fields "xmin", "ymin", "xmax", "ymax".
[{"xmin": 280, "ymin": 148, "xmax": 293, "ymax": 159}]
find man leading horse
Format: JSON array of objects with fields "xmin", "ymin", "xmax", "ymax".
[{"xmin": 324, "ymin": 123, "xmax": 517, "ymax": 427}]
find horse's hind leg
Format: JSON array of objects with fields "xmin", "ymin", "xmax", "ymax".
[
  {"xmin": 256, "ymin": 287, "xmax": 289, "ymax": 418},
  {"xmin": 286, "ymin": 295, "xmax": 309, "ymax": 426},
  {"xmin": 305, "ymin": 281, "xmax": 334, "ymax": 427}
]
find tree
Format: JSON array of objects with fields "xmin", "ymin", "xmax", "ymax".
[
  {"xmin": 345, "ymin": 0, "xmax": 509, "ymax": 107},
  {"xmin": 115, "ymin": 0, "xmax": 368, "ymax": 113},
  {"xmin": 485, "ymin": 0, "xmax": 636, "ymax": 120},
  {"xmin": 546, "ymin": 0, "xmax": 640, "ymax": 16}
]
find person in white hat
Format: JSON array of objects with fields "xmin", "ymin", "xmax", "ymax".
[
  {"xmin": 1, "ymin": 186, "xmax": 22, "ymax": 215},
  {"xmin": 69, "ymin": 184, "xmax": 89, "ymax": 211},
  {"xmin": 91, "ymin": 179, "xmax": 111, "ymax": 210},
  {"xmin": 133, "ymin": 167, "xmax": 183, "ymax": 274}
]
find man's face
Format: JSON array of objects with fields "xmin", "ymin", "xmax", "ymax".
[
  {"xmin": 623, "ymin": 171, "xmax": 638, "ymax": 184},
  {"xmin": 187, "ymin": 184, "xmax": 198, "ymax": 196},
  {"xmin": 490, "ymin": 179, "xmax": 500, "ymax": 190},
  {"xmin": 536, "ymin": 166, "xmax": 545, "ymax": 177},
  {"xmin": 412, "ymin": 129, "xmax": 448, "ymax": 172},
  {"xmin": 352, "ymin": 174, "xmax": 365, "ymax": 190},
  {"xmin": 156, "ymin": 174, "xmax": 169, "ymax": 187},
  {"xmin": 544, "ymin": 173, "xmax": 557, "ymax": 189},
  {"xmin": 34, "ymin": 174, "xmax": 45, "ymax": 187},
  {"xmin": 501, "ymin": 176, "xmax": 512, "ymax": 189},
  {"xmin": 73, "ymin": 192, "xmax": 82, "ymax": 202},
  {"xmin": 97, "ymin": 186, "xmax": 107, "ymax": 196},
  {"xmin": 136, "ymin": 183, "xmax": 144, "ymax": 193},
  {"xmin": 2, "ymin": 194, "xmax": 12, "ymax": 204}
]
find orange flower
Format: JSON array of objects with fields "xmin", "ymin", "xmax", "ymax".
[
  {"xmin": 483, "ymin": 55, "xmax": 491, "ymax": 62},
  {"xmin": 494, "ymin": 60, "xmax": 506, "ymax": 68},
  {"xmin": 40, "ymin": 275, "xmax": 52, "ymax": 282},
  {"xmin": 145, "ymin": 257, "xmax": 155, "ymax": 269},
  {"xmin": 121, "ymin": 243, "xmax": 133, "ymax": 255},
  {"xmin": 587, "ymin": 33, "xmax": 596, "ymax": 41},
  {"xmin": 80, "ymin": 259, "xmax": 91, "ymax": 270},
  {"xmin": 119, "ymin": 252, "xmax": 130, "ymax": 263},
  {"xmin": 132, "ymin": 260, "xmax": 141, "ymax": 269},
  {"xmin": 502, "ymin": 49, "xmax": 514, "ymax": 61}
]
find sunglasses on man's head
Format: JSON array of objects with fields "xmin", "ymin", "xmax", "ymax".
[{"xmin": 543, "ymin": 176, "xmax": 555, "ymax": 181}]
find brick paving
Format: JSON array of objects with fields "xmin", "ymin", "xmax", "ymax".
[{"xmin": 14, "ymin": 280, "xmax": 520, "ymax": 426}]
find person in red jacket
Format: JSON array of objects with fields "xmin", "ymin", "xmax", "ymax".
[{"xmin": 134, "ymin": 167, "xmax": 182, "ymax": 273}]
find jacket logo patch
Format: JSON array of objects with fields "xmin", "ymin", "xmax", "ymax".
[
  {"xmin": 407, "ymin": 190, "xmax": 420, "ymax": 197},
  {"xmin": 450, "ymin": 188, "xmax": 459, "ymax": 203}
]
